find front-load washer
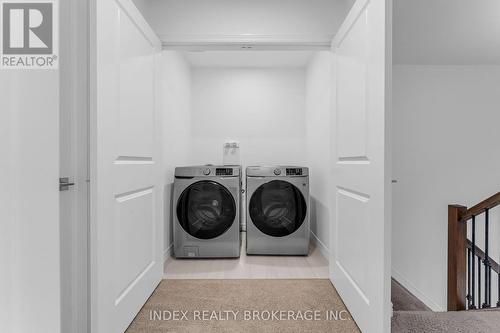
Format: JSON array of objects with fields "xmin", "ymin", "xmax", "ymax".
[
  {"xmin": 246, "ymin": 166, "xmax": 309, "ymax": 255},
  {"xmin": 173, "ymin": 165, "xmax": 241, "ymax": 258}
]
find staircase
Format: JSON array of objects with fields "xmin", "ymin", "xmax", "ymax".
[
  {"xmin": 392, "ymin": 193, "xmax": 500, "ymax": 332},
  {"xmin": 391, "ymin": 278, "xmax": 500, "ymax": 333},
  {"xmin": 448, "ymin": 192, "xmax": 500, "ymax": 310}
]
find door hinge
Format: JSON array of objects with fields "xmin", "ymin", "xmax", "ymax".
[{"xmin": 59, "ymin": 177, "xmax": 75, "ymax": 191}]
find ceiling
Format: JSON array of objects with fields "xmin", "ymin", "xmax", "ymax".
[
  {"xmin": 394, "ymin": 0, "xmax": 500, "ymax": 65},
  {"xmin": 136, "ymin": 0, "xmax": 500, "ymax": 65},
  {"xmin": 185, "ymin": 51, "xmax": 315, "ymax": 68},
  {"xmin": 139, "ymin": 0, "xmax": 353, "ymax": 44}
]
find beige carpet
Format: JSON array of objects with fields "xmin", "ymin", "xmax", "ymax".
[
  {"xmin": 391, "ymin": 278, "xmax": 430, "ymax": 312},
  {"xmin": 392, "ymin": 310, "xmax": 500, "ymax": 333},
  {"xmin": 390, "ymin": 278, "xmax": 500, "ymax": 333},
  {"xmin": 126, "ymin": 279, "xmax": 360, "ymax": 333}
]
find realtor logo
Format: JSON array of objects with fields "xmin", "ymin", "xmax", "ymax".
[{"xmin": 1, "ymin": 0, "xmax": 58, "ymax": 69}]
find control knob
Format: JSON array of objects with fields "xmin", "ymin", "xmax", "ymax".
[
  {"xmin": 274, "ymin": 168, "xmax": 281, "ymax": 176},
  {"xmin": 203, "ymin": 168, "xmax": 211, "ymax": 176}
]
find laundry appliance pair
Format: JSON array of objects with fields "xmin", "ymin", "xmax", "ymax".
[{"xmin": 173, "ymin": 165, "xmax": 309, "ymax": 258}]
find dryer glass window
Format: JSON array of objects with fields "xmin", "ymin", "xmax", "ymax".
[
  {"xmin": 177, "ymin": 181, "xmax": 236, "ymax": 239},
  {"xmin": 249, "ymin": 180, "xmax": 307, "ymax": 237}
]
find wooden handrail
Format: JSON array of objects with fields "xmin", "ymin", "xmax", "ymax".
[
  {"xmin": 467, "ymin": 240, "xmax": 500, "ymax": 274},
  {"xmin": 460, "ymin": 192, "xmax": 500, "ymax": 222},
  {"xmin": 448, "ymin": 192, "xmax": 500, "ymax": 311}
]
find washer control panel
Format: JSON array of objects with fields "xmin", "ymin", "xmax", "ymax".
[
  {"xmin": 286, "ymin": 168, "xmax": 303, "ymax": 176},
  {"xmin": 175, "ymin": 166, "xmax": 241, "ymax": 178}
]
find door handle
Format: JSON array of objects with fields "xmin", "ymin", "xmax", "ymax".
[{"xmin": 59, "ymin": 177, "xmax": 75, "ymax": 191}]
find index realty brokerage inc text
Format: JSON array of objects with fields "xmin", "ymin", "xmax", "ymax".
[{"xmin": 150, "ymin": 310, "xmax": 351, "ymax": 321}]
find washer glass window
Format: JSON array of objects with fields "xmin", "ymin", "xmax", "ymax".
[
  {"xmin": 249, "ymin": 180, "xmax": 307, "ymax": 237},
  {"xmin": 177, "ymin": 181, "xmax": 236, "ymax": 239}
]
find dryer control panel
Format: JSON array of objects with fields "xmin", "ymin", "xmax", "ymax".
[{"xmin": 246, "ymin": 166, "xmax": 309, "ymax": 177}]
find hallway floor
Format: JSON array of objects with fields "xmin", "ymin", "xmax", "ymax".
[
  {"xmin": 126, "ymin": 279, "xmax": 360, "ymax": 333},
  {"xmin": 164, "ymin": 233, "xmax": 329, "ymax": 279}
]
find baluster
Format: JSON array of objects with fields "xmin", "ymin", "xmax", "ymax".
[
  {"xmin": 478, "ymin": 255, "xmax": 481, "ymax": 307},
  {"xmin": 471, "ymin": 216, "xmax": 476, "ymax": 309},
  {"xmin": 483, "ymin": 209, "xmax": 491, "ymax": 308},
  {"xmin": 467, "ymin": 248, "xmax": 471, "ymax": 308}
]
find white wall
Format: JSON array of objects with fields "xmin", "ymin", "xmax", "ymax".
[
  {"xmin": 190, "ymin": 68, "xmax": 307, "ymax": 166},
  {"xmin": 0, "ymin": 72, "xmax": 14, "ymax": 333},
  {"xmin": 306, "ymin": 51, "xmax": 333, "ymax": 255},
  {"xmin": 392, "ymin": 65, "xmax": 500, "ymax": 311},
  {"xmin": 394, "ymin": 0, "xmax": 500, "ymax": 65},
  {"xmin": 189, "ymin": 66, "xmax": 307, "ymax": 231},
  {"xmin": 0, "ymin": 71, "xmax": 61, "ymax": 332},
  {"xmin": 161, "ymin": 51, "xmax": 192, "ymax": 256}
]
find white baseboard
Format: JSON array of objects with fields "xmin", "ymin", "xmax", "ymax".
[
  {"xmin": 163, "ymin": 243, "xmax": 173, "ymax": 262},
  {"xmin": 310, "ymin": 231, "xmax": 330, "ymax": 261},
  {"xmin": 392, "ymin": 268, "xmax": 445, "ymax": 312}
]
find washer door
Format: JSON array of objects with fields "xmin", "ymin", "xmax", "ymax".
[
  {"xmin": 177, "ymin": 181, "xmax": 236, "ymax": 240},
  {"xmin": 249, "ymin": 180, "xmax": 307, "ymax": 237}
]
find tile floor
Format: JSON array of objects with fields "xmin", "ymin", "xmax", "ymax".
[{"xmin": 164, "ymin": 233, "xmax": 329, "ymax": 279}]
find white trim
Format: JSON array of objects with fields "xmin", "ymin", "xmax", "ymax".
[
  {"xmin": 116, "ymin": 0, "xmax": 161, "ymax": 50},
  {"xmin": 391, "ymin": 268, "xmax": 445, "ymax": 312},
  {"xmin": 310, "ymin": 231, "xmax": 330, "ymax": 261},
  {"xmin": 60, "ymin": 0, "xmax": 90, "ymax": 331},
  {"xmin": 163, "ymin": 243, "xmax": 173, "ymax": 263},
  {"xmin": 160, "ymin": 34, "xmax": 333, "ymax": 51},
  {"xmin": 89, "ymin": 0, "xmax": 97, "ymax": 331},
  {"xmin": 331, "ymin": 0, "xmax": 370, "ymax": 49}
]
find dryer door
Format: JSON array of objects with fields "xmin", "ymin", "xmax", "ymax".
[
  {"xmin": 249, "ymin": 180, "xmax": 307, "ymax": 237},
  {"xmin": 177, "ymin": 180, "xmax": 236, "ymax": 239}
]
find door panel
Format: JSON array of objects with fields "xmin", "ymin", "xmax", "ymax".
[
  {"xmin": 336, "ymin": 9, "xmax": 368, "ymax": 160},
  {"xmin": 118, "ymin": 8, "xmax": 155, "ymax": 158},
  {"xmin": 91, "ymin": 0, "xmax": 162, "ymax": 332},
  {"xmin": 336, "ymin": 189, "xmax": 370, "ymax": 301},
  {"xmin": 115, "ymin": 187, "xmax": 155, "ymax": 303},
  {"xmin": 330, "ymin": 0, "xmax": 391, "ymax": 332}
]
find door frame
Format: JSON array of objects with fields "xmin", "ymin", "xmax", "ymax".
[
  {"xmin": 60, "ymin": 0, "xmax": 91, "ymax": 332},
  {"xmin": 63, "ymin": 0, "xmax": 163, "ymax": 331},
  {"xmin": 61, "ymin": 0, "xmax": 393, "ymax": 331}
]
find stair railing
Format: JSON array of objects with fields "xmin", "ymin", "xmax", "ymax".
[{"xmin": 448, "ymin": 192, "xmax": 500, "ymax": 311}]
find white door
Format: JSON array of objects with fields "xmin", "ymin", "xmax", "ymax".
[
  {"xmin": 90, "ymin": 0, "xmax": 163, "ymax": 332},
  {"xmin": 330, "ymin": 0, "xmax": 392, "ymax": 332}
]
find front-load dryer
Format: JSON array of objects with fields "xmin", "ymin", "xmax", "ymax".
[
  {"xmin": 173, "ymin": 165, "xmax": 241, "ymax": 258},
  {"xmin": 246, "ymin": 166, "xmax": 309, "ymax": 255}
]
